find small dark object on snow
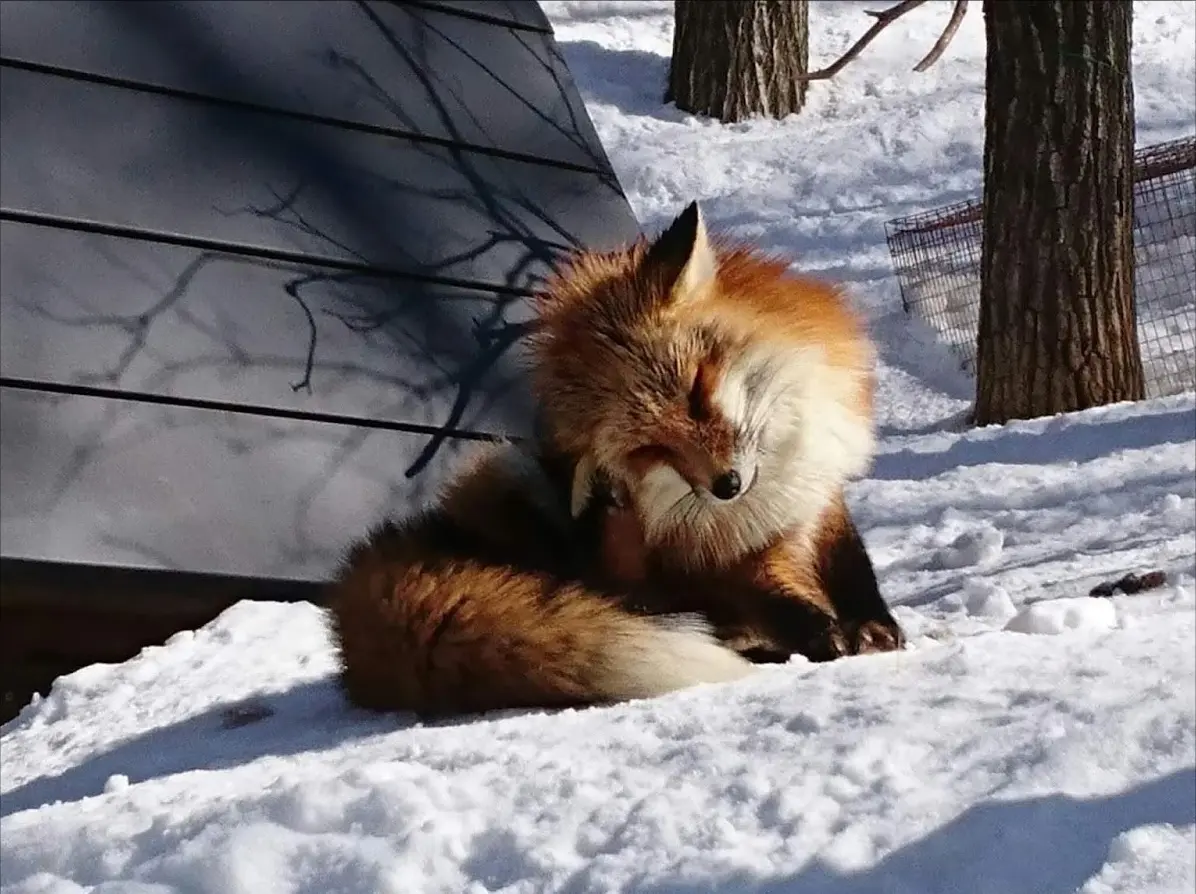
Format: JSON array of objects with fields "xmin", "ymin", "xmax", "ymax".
[
  {"xmin": 220, "ymin": 700, "xmax": 275, "ymax": 729},
  {"xmin": 1089, "ymin": 570, "xmax": 1168, "ymax": 598}
]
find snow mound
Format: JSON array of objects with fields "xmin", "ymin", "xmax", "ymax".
[{"xmin": 1005, "ymin": 596, "xmax": 1120, "ymax": 636}]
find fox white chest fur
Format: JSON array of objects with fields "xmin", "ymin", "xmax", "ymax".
[{"xmin": 634, "ymin": 337, "xmax": 876, "ymax": 570}]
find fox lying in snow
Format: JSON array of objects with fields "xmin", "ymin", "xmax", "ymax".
[{"xmin": 327, "ymin": 202, "xmax": 903, "ymax": 718}]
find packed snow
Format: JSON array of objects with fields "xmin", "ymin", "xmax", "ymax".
[{"xmin": 3, "ymin": 2, "xmax": 1195, "ymax": 892}]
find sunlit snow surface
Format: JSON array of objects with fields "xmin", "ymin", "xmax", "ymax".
[{"xmin": 2, "ymin": 3, "xmax": 1194, "ymax": 892}]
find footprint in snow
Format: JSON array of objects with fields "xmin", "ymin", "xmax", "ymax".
[
  {"xmin": 961, "ymin": 579, "xmax": 1017, "ymax": 622},
  {"xmin": 929, "ymin": 522, "xmax": 1006, "ymax": 571}
]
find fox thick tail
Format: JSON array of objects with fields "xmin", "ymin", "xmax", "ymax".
[{"xmin": 328, "ymin": 522, "xmax": 753, "ymax": 718}]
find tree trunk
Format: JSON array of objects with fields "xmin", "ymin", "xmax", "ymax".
[
  {"xmin": 974, "ymin": 0, "xmax": 1144, "ymax": 426},
  {"xmin": 667, "ymin": 1, "xmax": 809, "ymax": 123}
]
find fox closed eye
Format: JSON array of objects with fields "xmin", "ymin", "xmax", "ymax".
[{"xmin": 687, "ymin": 355, "xmax": 724, "ymax": 422}]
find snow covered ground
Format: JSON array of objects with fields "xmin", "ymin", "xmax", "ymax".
[{"xmin": 2, "ymin": 2, "xmax": 1195, "ymax": 892}]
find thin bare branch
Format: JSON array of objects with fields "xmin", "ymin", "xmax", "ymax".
[
  {"xmin": 795, "ymin": 0, "xmax": 928, "ymax": 82},
  {"xmin": 913, "ymin": 0, "xmax": 969, "ymax": 72},
  {"xmin": 796, "ymin": 0, "xmax": 968, "ymax": 83}
]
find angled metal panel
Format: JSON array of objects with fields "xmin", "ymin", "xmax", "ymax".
[
  {"xmin": 0, "ymin": 223, "xmax": 539, "ymax": 436},
  {"xmin": 0, "ymin": 388, "xmax": 484, "ymax": 580},
  {"xmin": 0, "ymin": 69, "xmax": 629, "ymax": 292},
  {"xmin": 403, "ymin": 0, "xmax": 554, "ymax": 32},
  {"xmin": 0, "ymin": 0, "xmax": 597, "ymax": 169},
  {"xmin": 0, "ymin": 0, "xmax": 642, "ymax": 579}
]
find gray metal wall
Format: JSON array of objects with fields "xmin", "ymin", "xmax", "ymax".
[{"xmin": 0, "ymin": 0, "xmax": 641, "ymax": 580}]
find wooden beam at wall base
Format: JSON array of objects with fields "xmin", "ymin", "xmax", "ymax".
[{"xmin": 0, "ymin": 556, "xmax": 328, "ymax": 725}]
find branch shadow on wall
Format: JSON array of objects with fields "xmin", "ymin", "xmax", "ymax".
[{"xmin": 1, "ymin": 0, "xmax": 640, "ymax": 577}]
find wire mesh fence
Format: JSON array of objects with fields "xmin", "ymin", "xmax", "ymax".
[{"xmin": 885, "ymin": 134, "xmax": 1196, "ymax": 399}]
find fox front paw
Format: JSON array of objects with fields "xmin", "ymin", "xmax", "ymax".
[
  {"xmin": 800, "ymin": 622, "xmax": 852, "ymax": 663},
  {"xmin": 844, "ymin": 618, "xmax": 905, "ymax": 655}
]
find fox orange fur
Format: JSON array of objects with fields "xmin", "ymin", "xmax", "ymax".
[
  {"xmin": 531, "ymin": 201, "xmax": 904, "ymax": 662},
  {"xmin": 327, "ymin": 202, "xmax": 902, "ymax": 719}
]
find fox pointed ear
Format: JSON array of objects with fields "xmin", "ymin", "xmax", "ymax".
[{"xmin": 643, "ymin": 201, "xmax": 716, "ymax": 307}]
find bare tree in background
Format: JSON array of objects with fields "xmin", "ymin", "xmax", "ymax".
[
  {"xmin": 666, "ymin": 1, "xmax": 810, "ymax": 123},
  {"xmin": 693, "ymin": 0, "xmax": 1143, "ymax": 425},
  {"xmin": 974, "ymin": 1, "xmax": 1143, "ymax": 425}
]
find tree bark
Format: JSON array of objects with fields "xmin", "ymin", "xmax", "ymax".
[
  {"xmin": 667, "ymin": 1, "xmax": 809, "ymax": 123},
  {"xmin": 974, "ymin": 1, "xmax": 1144, "ymax": 426}
]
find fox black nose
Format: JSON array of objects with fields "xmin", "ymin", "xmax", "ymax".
[{"xmin": 710, "ymin": 470, "xmax": 742, "ymax": 501}]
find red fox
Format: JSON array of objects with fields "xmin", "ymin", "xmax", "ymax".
[
  {"xmin": 531, "ymin": 201, "xmax": 903, "ymax": 662},
  {"xmin": 328, "ymin": 202, "xmax": 901, "ymax": 718}
]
